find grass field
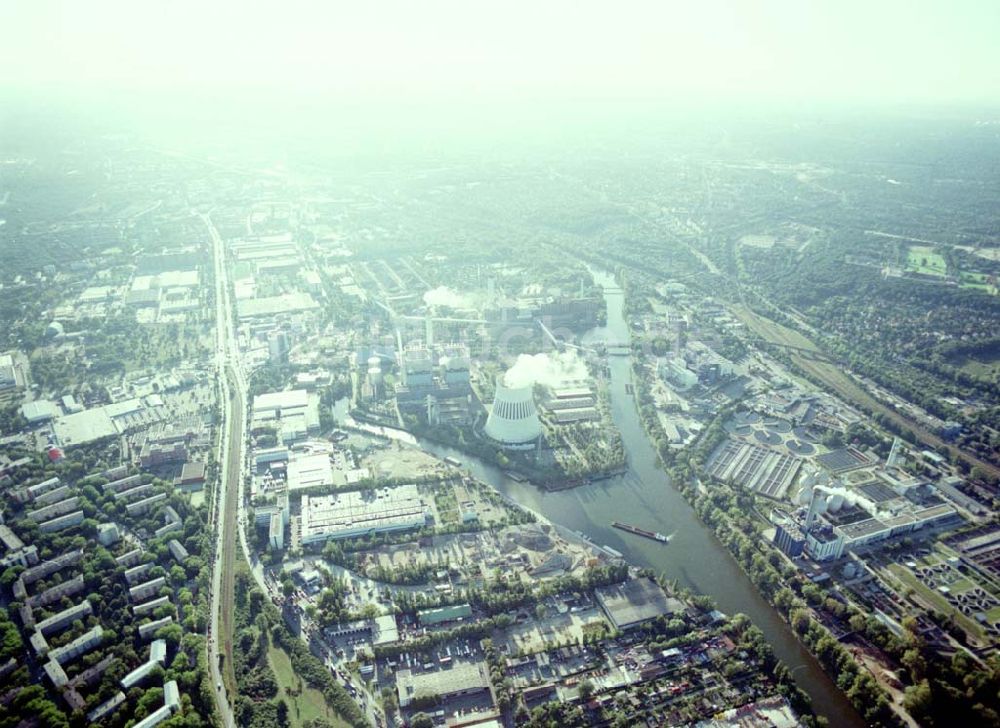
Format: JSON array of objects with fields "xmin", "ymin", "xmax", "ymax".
[
  {"xmin": 959, "ymin": 271, "xmax": 998, "ymax": 294},
  {"xmin": 906, "ymin": 245, "xmax": 948, "ymax": 276},
  {"xmin": 946, "ymin": 340, "xmax": 1000, "ymax": 380},
  {"xmin": 268, "ymin": 642, "xmax": 351, "ymax": 728},
  {"xmin": 434, "ymin": 488, "xmax": 459, "ymax": 525}
]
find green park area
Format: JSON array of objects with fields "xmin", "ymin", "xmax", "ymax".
[
  {"xmin": 906, "ymin": 245, "xmax": 948, "ymax": 276},
  {"xmin": 946, "ymin": 340, "xmax": 1000, "ymax": 379},
  {"xmin": 268, "ymin": 642, "xmax": 351, "ymax": 728},
  {"xmin": 959, "ymin": 271, "xmax": 998, "ymax": 294}
]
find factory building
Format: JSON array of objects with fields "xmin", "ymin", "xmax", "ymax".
[
  {"xmin": 21, "ymin": 400, "xmax": 60, "ymax": 424},
  {"xmin": 396, "ymin": 661, "xmax": 492, "ymax": 709},
  {"xmin": 418, "ymin": 604, "xmax": 473, "ymax": 626},
  {"xmin": 483, "ymin": 378, "xmax": 542, "ymax": 448},
  {"xmin": 440, "ymin": 347, "xmax": 472, "ymax": 388},
  {"xmin": 657, "ymin": 357, "xmax": 699, "ymax": 391},
  {"xmin": 299, "ymin": 485, "xmax": 428, "ymax": 545},
  {"xmin": 541, "ymin": 385, "xmax": 599, "ymax": 424},
  {"xmin": 797, "ymin": 483, "xmax": 961, "ymax": 561},
  {"xmin": 401, "ymin": 347, "xmax": 435, "ymax": 389},
  {"xmin": 772, "ymin": 521, "xmax": 806, "ymax": 559},
  {"xmin": 0, "ymin": 353, "xmax": 19, "ymax": 390},
  {"xmin": 268, "ymin": 330, "xmax": 291, "ymax": 364},
  {"xmin": 251, "ymin": 389, "xmax": 320, "ymax": 440},
  {"xmin": 595, "ymin": 578, "xmax": 684, "ymax": 631}
]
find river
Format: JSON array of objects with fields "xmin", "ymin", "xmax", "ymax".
[{"xmin": 338, "ymin": 270, "xmax": 864, "ymax": 726}]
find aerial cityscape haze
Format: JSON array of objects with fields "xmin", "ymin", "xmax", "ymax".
[{"xmin": 2, "ymin": 3, "xmax": 1000, "ymax": 728}]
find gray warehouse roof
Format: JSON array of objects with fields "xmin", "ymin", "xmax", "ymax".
[{"xmin": 595, "ymin": 577, "xmax": 683, "ymax": 630}]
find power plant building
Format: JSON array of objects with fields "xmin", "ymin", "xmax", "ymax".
[
  {"xmin": 401, "ymin": 348, "xmax": 435, "ymax": 389},
  {"xmin": 797, "ymin": 482, "xmax": 961, "ymax": 561}
]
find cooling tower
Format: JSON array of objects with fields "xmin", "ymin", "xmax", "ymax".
[{"xmin": 484, "ymin": 377, "xmax": 542, "ymax": 447}]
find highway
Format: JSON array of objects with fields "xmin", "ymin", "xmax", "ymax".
[
  {"xmin": 201, "ymin": 211, "xmax": 382, "ymax": 727},
  {"xmin": 203, "ymin": 212, "xmax": 247, "ymax": 728}
]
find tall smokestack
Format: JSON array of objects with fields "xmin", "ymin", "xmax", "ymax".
[{"xmin": 886, "ymin": 437, "xmax": 902, "ymax": 469}]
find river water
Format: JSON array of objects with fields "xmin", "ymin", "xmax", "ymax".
[{"xmin": 340, "ymin": 270, "xmax": 864, "ymax": 726}]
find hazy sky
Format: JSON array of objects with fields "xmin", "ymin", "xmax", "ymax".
[{"xmin": 1, "ymin": 0, "xmax": 998, "ymax": 106}]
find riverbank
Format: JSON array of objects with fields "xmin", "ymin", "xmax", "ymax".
[{"xmin": 332, "ymin": 270, "xmax": 868, "ymax": 725}]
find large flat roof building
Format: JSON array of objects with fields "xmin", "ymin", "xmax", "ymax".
[
  {"xmin": 396, "ymin": 661, "xmax": 492, "ymax": 709},
  {"xmin": 238, "ymin": 292, "xmax": 318, "ymax": 320},
  {"xmin": 287, "ymin": 452, "xmax": 335, "ymax": 491},
  {"xmin": 252, "ymin": 389, "xmax": 320, "ymax": 435},
  {"xmin": 595, "ymin": 578, "xmax": 683, "ymax": 631},
  {"xmin": 300, "ymin": 485, "xmax": 428, "ymax": 545}
]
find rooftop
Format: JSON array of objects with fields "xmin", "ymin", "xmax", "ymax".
[
  {"xmin": 300, "ymin": 485, "xmax": 427, "ymax": 544},
  {"xmin": 595, "ymin": 577, "xmax": 682, "ymax": 629},
  {"xmin": 396, "ymin": 661, "xmax": 490, "ymax": 707}
]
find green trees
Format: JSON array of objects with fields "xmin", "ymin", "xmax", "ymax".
[
  {"xmin": 0, "ymin": 612, "xmax": 22, "ymax": 662},
  {"xmin": 410, "ymin": 713, "xmax": 433, "ymax": 728}
]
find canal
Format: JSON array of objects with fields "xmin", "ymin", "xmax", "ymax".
[{"xmin": 340, "ymin": 269, "xmax": 863, "ymax": 726}]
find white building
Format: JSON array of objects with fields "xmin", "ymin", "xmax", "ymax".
[
  {"xmin": 269, "ymin": 513, "xmax": 285, "ymax": 550},
  {"xmin": 657, "ymin": 357, "xmax": 698, "ymax": 390},
  {"xmin": 300, "ymin": 485, "xmax": 428, "ymax": 545}
]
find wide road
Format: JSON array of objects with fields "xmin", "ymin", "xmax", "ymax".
[{"xmin": 203, "ymin": 211, "xmax": 246, "ymax": 728}]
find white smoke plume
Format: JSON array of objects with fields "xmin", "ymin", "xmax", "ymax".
[
  {"xmin": 423, "ymin": 286, "xmax": 475, "ymax": 309},
  {"xmin": 503, "ymin": 351, "xmax": 588, "ymax": 389}
]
